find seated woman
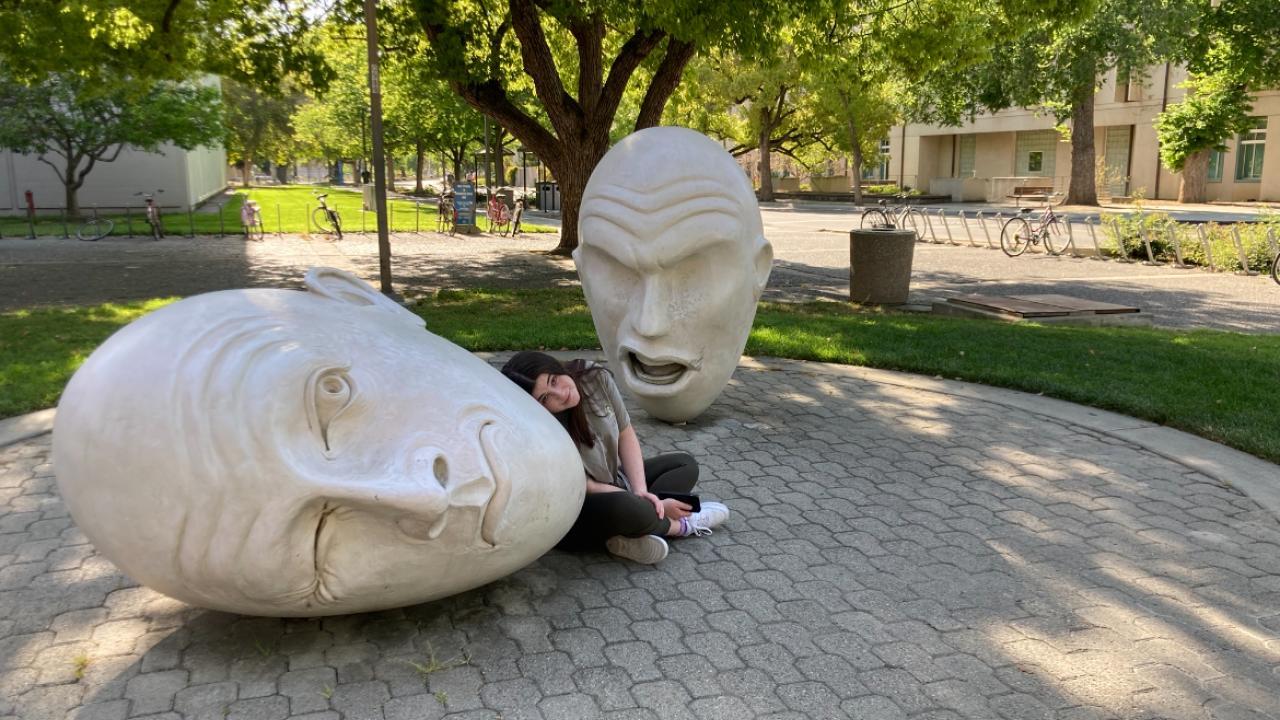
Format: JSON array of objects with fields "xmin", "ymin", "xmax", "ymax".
[{"xmin": 501, "ymin": 351, "xmax": 729, "ymax": 564}]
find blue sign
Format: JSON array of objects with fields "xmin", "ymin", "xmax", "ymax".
[{"xmin": 453, "ymin": 182, "xmax": 477, "ymax": 226}]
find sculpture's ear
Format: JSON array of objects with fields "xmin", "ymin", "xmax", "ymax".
[
  {"xmin": 303, "ymin": 267, "xmax": 425, "ymax": 329},
  {"xmin": 752, "ymin": 237, "xmax": 774, "ymax": 299}
]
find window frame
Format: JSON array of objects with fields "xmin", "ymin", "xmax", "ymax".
[{"xmin": 1235, "ymin": 118, "xmax": 1266, "ymax": 183}]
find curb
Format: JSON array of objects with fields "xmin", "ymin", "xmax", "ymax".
[
  {"xmin": 0, "ymin": 408, "xmax": 55, "ymax": 448},
  {"xmin": 5, "ymin": 356, "xmax": 1277, "ymax": 520}
]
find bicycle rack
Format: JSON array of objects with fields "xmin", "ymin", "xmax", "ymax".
[
  {"xmin": 1137, "ymin": 224, "xmax": 1158, "ymax": 264},
  {"xmin": 1196, "ymin": 225, "xmax": 1216, "ymax": 271},
  {"xmin": 1084, "ymin": 217, "xmax": 1102, "ymax": 259},
  {"xmin": 959, "ymin": 211, "xmax": 977, "ymax": 247},
  {"xmin": 939, "ymin": 209, "xmax": 955, "ymax": 245},
  {"xmin": 975, "ymin": 212, "xmax": 994, "ymax": 248},
  {"xmin": 1230, "ymin": 225, "xmax": 1254, "ymax": 274},
  {"xmin": 1168, "ymin": 225, "xmax": 1186, "ymax": 267}
]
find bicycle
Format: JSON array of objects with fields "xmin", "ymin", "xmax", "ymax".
[
  {"xmin": 312, "ymin": 193, "xmax": 343, "ymax": 239},
  {"xmin": 486, "ymin": 195, "xmax": 512, "ymax": 236},
  {"xmin": 240, "ymin": 199, "xmax": 265, "ymax": 242},
  {"xmin": 76, "ymin": 206, "xmax": 113, "ymax": 241},
  {"xmin": 1000, "ymin": 193, "xmax": 1068, "ymax": 257},
  {"xmin": 859, "ymin": 193, "xmax": 925, "ymax": 236},
  {"xmin": 135, "ymin": 190, "xmax": 164, "ymax": 240},
  {"xmin": 1271, "ymin": 250, "xmax": 1279, "ymax": 285},
  {"xmin": 436, "ymin": 193, "xmax": 456, "ymax": 235}
]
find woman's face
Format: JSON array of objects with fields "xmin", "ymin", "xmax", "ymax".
[{"xmin": 531, "ymin": 372, "xmax": 580, "ymax": 413}]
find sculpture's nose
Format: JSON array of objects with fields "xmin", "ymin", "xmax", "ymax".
[{"xmin": 631, "ymin": 274, "xmax": 671, "ymax": 338}]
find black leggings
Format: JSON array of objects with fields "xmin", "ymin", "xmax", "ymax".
[{"xmin": 556, "ymin": 452, "xmax": 699, "ymax": 552}]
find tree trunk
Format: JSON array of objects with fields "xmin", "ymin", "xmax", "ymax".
[
  {"xmin": 415, "ymin": 141, "xmax": 425, "ymax": 193},
  {"xmin": 387, "ymin": 155, "xmax": 396, "ymax": 190},
  {"xmin": 1178, "ymin": 149, "xmax": 1210, "ymax": 203},
  {"xmin": 1065, "ymin": 85, "xmax": 1098, "ymax": 206},
  {"xmin": 64, "ymin": 181, "xmax": 81, "ymax": 220},
  {"xmin": 848, "ymin": 114, "xmax": 864, "ymax": 207},
  {"xmin": 495, "ymin": 128, "xmax": 507, "ymax": 188},
  {"xmin": 241, "ymin": 156, "xmax": 254, "ymax": 187},
  {"xmin": 451, "ymin": 147, "xmax": 464, "ymax": 187},
  {"xmin": 757, "ymin": 113, "xmax": 775, "ymax": 202}
]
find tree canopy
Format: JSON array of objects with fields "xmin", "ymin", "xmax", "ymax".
[
  {"xmin": 409, "ymin": 0, "xmax": 825, "ymax": 251},
  {"xmin": 0, "ymin": 74, "xmax": 223, "ymax": 216},
  {"xmin": 1, "ymin": 0, "xmax": 331, "ymax": 92}
]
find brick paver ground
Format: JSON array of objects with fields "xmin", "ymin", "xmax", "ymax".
[{"xmin": 3, "ymin": 357, "xmax": 1279, "ymax": 719}]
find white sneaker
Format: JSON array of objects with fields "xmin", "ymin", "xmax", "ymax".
[
  {"xmin": 606, "ymin": 535, "xmax": 669, "ymax": 564},
  {"xmin": 678, "ymin": 501, "xmax": 730, "ymax": 537}
]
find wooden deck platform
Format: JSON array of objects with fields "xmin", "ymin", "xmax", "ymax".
[{"xmin": 932, "ymin": 294, "xmax": 1150, "ymax": 326}]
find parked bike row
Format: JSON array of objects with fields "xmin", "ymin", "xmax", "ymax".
[
  {"xmin": 860, "ymin": 193, "xmax": 1280, "ymax": 286},
  {"xmin": 2, "ymin": 190, "xmax": 533, "ymax": 242}
]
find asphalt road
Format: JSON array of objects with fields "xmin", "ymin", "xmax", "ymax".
[{"xmin": 1, "ymin": 201, "xmax": 1277, "ymax": 333}]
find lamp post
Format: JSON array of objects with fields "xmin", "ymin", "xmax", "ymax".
[{"xmin": 363, "ymin": 0, "xmax": 394, "ymax": 297}]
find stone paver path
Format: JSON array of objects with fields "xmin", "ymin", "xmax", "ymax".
[{"xmin": 2, "ymin": 359, "xmax": 1279, "ymax": 720}]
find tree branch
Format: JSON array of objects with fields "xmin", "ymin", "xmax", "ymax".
[
  {"xmin": 635, "ymin": 38, "xmax": 695, "ymax": 130},
  {"xmin": 509, "ymin": 0, "xmax": 579, "ymax": 136},
  {"xmin": 569, "ymin": 14, "xmax": 605, "ymax": 117},
  {"xmin": 36, "ymin": 155, "xmax": 67, "ymax": 184},
  {"xmin": 462, "ymin": 79, "xmax": 561, "ymax": 165},
  {"xmin": 598, "ymin": 28, "xmax": 664, "ymax": 124}
]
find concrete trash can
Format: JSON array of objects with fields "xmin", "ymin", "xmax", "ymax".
[{"xmin": 849, "ymin": 227, "xmax": 917, "ymax": 304}]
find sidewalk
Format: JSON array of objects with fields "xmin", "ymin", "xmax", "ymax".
[{"xmin": 2, "ymin": 356, "xmax": 1278, "ymax": 720}]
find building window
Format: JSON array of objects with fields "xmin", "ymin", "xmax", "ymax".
[
  {"xmin": 862, "ymin": 138, "xmax": 890, "ymax": 180},
  {"xmin": 1235, "ymin": 118, "xmax": 1266, "ymax": 182},
  {"xmin": 1015, "ymin": 130, "xmax": 1057, "ymax": 177},
  {"xmin": 1207, "ymin": 149, "xmax": 1225, "ymax": 182},
  {"xmin": 958, "ymin": 135, "xmax": 976, "ymax": 176}
]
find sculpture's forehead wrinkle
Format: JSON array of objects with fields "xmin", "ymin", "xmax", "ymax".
[{"xmin": 580, "ymin": 190, "xmax": 743, "ymax": 245}]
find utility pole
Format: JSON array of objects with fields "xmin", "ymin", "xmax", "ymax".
[{"xmin": 363, "ymin": 0, "xmax": 394, "ymax": 297}]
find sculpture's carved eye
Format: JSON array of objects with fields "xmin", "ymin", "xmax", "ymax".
[{"xmin": 307, "ymin": 367, "xmax": 354, "ymax": 453}]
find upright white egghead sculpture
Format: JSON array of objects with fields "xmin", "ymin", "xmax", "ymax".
[
  {"xmin": 575, "ymin": 126, "xmax": 773, "ymax": 422},
  {"xmin": 52, "ymin": 268, "xmax": 584, "ymax": 617}
]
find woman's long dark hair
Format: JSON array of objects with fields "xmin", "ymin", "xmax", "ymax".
[{"xmin": 500, "ymin": 351, "xmax": 605, "ymax": 448}]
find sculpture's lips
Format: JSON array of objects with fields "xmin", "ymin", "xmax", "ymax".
[{"xmin": 621, "ymin": 347, "xmax": 700, "ymax": 394}]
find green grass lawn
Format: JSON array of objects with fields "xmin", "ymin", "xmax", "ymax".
[
  {"xmin": 4, "ymin": 289, "xmax": 1279, "ymax": 464},
  {"xmin": 0, "ymin": 185, "xmax": 553, "ymax": 238}
]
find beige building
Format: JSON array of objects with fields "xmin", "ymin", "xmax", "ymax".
[{"xmin": 885, "ymin": 65, "xmax": 1280, "ymax": 203}]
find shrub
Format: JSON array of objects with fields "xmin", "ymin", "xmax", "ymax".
[
  {"xmin": 1179, "ymin": 219, "xmax": 1280, "ymax": 273},
  {"xmin": 1100, "ymin": 209, "xmax": 1179, "ymax": 261}
]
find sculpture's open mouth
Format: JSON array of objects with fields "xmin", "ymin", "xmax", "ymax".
[{"xmin": 622, "ymin": 347, "xmax": 699, "ymax": 395}]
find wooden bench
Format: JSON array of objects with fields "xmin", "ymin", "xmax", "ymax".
[{"xmin": 1007, "ymin": 185, "xmax": 1053, "ymax": 206}]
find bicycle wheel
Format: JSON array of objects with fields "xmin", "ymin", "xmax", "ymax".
[
  {"xmin": 899, "ymin": 208, "xmax": 925, "ymax": 239},
  {"xmin": 331, "ymin": 212, "xmax": 343, "ymax": 240},
  {"xmin": 860, "ymin": 208, "xmax": 890, "ymax": 229},
  {"xmin": 1000, "ymin": 217, "xmax": 1033, "ymax": 257},
  {"xmin": 149, "ymin": 214, "xmax": 164, "ymax": 240},
  {"xmin": 1271, "ymin": 251, "xmax": 1280, "ymax": 285},
  {"xmin": 76, "ymin": 218, "xmax": 113, "ymax": 241},
  {"xmin": 1043, "ymin": 219, "xmax": 1071, "ymax": 255},
  {"xmin": 312, "ymin": 206, "xmax": 336, "ymax": 234},
  {"xmin": 249, "ymin": 221, "xmax": 266, "ymax": 242}
]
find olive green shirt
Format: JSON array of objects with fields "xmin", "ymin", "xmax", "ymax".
[{"xmin": 577, "ymin": 365, "xmax": 632, "ymax": 490}]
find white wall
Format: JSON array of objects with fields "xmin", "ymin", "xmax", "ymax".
[{"xmin": 1, "ymin": 143, "xmax": 225, "ymax": 214}]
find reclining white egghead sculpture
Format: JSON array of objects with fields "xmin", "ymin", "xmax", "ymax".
[
  {"xmin": 52, "ymin": 268, "xmax": 585, "ymax": 616},
  {"xmin": 575, "ymin": 126, "xmax": 773, "ymax": 422}
]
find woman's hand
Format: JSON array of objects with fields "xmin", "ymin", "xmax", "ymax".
[
  {"xmin": 637, "ymin": 491, "xmax": 665, "ymax": 519},
  {"xmin": 661, "ymin": 498, "xmax": 693, "ymax": 521}
]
